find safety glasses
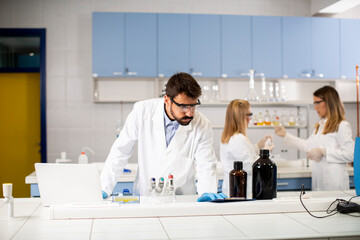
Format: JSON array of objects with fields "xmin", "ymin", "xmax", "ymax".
[
  {"xmin": 170, "ymin": 96, "xmax": 201, "ymax": 113},
  {"xmin": 313, "ymin": 100, "xmax": 325, "ymax": 106}
]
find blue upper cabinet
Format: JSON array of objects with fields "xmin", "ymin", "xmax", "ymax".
[
  {"xmin": 92, "ymin": 13, "xmax": 125, "ymax": 77},
  {"xmin": 312, "ymin": 18, "xmax": 340, "ymax": 79},
  {"xmin": 158, "ymin": 14, "xmax": 190, "ymax": 77},
  {"xmin": 190, "ymin": 14, "xmax": 221, "ymax": 78},
  {"xmin": 125, "ymin": 13, "xmax": 157, "ymax": 77},
  {"xmin": 221, "ymin": 15, "xmax": 251, "ymax": 78},
  {"xmin": 340, "ymin": 19, "xmax": 360, "ymax": 79},
  {"xmin": 252, "ymin": 16, "xmax": 282, "ymax": 78},
  {"xmin": 282, "ymin": 17, "xmax": 312, "ymax": 79}
]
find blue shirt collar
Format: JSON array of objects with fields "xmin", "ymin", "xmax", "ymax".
[{"xmin": 164, "ymin": 106, "xmax": 179, "ymax": 128}]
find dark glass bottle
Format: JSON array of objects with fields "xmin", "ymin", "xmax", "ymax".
[
  {"xmin": 229, "ymin": 161, "xmax": 247, "ymax": 198},
  {"xmin": 252, "ymin": 149, "xmax": 277, "ymax": 200}
]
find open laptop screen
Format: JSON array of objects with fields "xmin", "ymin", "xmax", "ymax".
[{"xmin": 35, "ymin": 163, "xmax": 103, "ymax": 206}]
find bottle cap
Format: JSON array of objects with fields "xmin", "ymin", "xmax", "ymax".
[
  {"xmin": 81, "ymin": 152, "xmax": 85, "ymax": 155},
  {"xmin": 234, "ymin": 161, "xmax": 243, "ymax": 170},
  {"xmin": 260, "ymin": 149, "xmax": 270, "ymax": 156}
]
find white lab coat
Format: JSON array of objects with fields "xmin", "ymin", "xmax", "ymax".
[
  {"xmin": 100, "ymin": 98, "xmax": 218, "ymax": 196},
  {"xmin": 220, "ymin": 133, "xmax": 259, "ymax": 199},
  {"xmin": 284, "ymin": 119, "xmax": 355, "ymax": 191}
]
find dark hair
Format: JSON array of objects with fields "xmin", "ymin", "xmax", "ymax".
[
  {"xmin": 165, "ymin": 72, "xmax": 202, "ymax": 99},
  {"xmin": 313, "ymin": 85, "xmax": 345, "ymax": 134}
]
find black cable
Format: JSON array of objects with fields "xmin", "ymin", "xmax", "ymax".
[
  {"xmin": 299, "ymin": 184, "xmax": 360, "ymax": 218},
  {"xmin": 299, "ymin": 184, "xmax": 338, "ymax": 218}
]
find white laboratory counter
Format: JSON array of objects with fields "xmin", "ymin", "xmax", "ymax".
[
  {"xmin": 25, "ymin": 161, "xmax": 354, "ymax": 184},
  {"xmin": 25, "ymin": 161, "xmax": 354, "ymax": 195},
  {"xmin": 1, "ymin": 190, "xmax": 360, "ymax": 240}
]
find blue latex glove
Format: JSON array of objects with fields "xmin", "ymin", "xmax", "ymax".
[
  {"xmin": 102, "ymin": 191, "xmax": 108, "ymax": 199},
  {"xmin": 197, "ymin": 192, "xmax": 227, "ymax": 202}
]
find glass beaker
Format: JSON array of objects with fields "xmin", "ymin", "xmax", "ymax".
[
  {"xmin": 212, "ymin": 83, "xmax": 220, "ymax": 102},
  {"xmin": 274, "ymin": 82, "xmax": 280, "ymax": 102},
  {"xmin": 257, "ymin": 112, "xmax": 264, "ymax": 126},
  {"xmin": 296, "ymin": 110, "xmax": 306, "ymax": 126},
  {"xmin": 202, "ymin": 84, "xmax": 210, "ymax": 102},
  {"xmin": 288, "ymin": 111, "xmax": 296, "ymax": 126},
  {"xmin": 268, "ymin": 82, "xmax": 274, "ymax": 102},
  {"xmin": 280, "ymin": 84, "xmax": 286, "ymax": 102},
  {"xmin": 246, "ymin": 69, "xmax": 259, "ymax": 102},
  {"xmin": 264, "ymin": 110, "xmax": 271, "ymax": 125},
  {"xmin": 259, "ymin": 76, "xmax": 268, "ymax": 102},
  {"xmin": 272, "ymin": 110, "xmax": 280, "ymax": 126},
  {"xmin": 280, "ymin": 111, "xmax": 288, "ymax": 126}
]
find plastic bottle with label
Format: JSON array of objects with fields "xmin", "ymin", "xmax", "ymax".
[{"xmin": 78, "ymin": 152, "xmax": 88, "ymax": 164}]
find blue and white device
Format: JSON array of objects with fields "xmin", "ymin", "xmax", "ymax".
[{"xmin": 354, "ymin": 137, "xmax": 360, "ymax": 196}]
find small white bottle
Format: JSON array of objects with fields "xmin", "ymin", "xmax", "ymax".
[
  {"xmin": 55, "ymin": 152, "xmax": 71, "ymax": 163},
  {"xmin": 78, "ymin": 152, "xmax": 88, "ymax": 164}
]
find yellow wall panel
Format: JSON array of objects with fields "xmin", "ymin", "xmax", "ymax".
[{"xmin": 0, "ymin": 73, "xmax": 41, "ymax": 197}]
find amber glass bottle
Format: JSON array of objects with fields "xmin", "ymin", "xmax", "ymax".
[
  {"xmin": 229, "ymin": 161, "xmax": 247, "ymax": 198},
  {"xmin": 252, "ymin": 149, "xmax": 277, "ymax": 200}
]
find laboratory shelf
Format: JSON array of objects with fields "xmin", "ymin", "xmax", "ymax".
[
  {"xmin": 212, "ymin": 125, "xmax": 307, "ymax": 129},
  {"xmin": 201, "ymin": 101, "xmax": 312, "ymax": 107}
]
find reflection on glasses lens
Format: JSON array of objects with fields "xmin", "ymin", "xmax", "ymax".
[{"xmin": 179, "ymin": 106, "xmax": 197, "ymax": 113}]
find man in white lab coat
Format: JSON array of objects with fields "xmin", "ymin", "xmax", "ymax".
[{"xmin": 101, "ymin": 72, "xmax": 226, "ymax": 201}]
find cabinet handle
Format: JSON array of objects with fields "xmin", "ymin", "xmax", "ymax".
[
  {"xmin": 277, "ymin": 182, "xmax": 289, "ymax": 186},
  {"xmin": 315, "ymin": 73, "xmax": 324, "ymax": 78},
  {"xmin": 127, "ymin": 72, "xmax": 137, "ymax": 76},
  {"xmin": 92, "ymin": 73, "xmax": 98, "ymax": 78},
  {"xmin": 113, "ymin": 72, "xmax": 123, "ymax": 76},
  {"xmin": 299, "ymin": 73, "xmax": 311, "ymax": 78}
]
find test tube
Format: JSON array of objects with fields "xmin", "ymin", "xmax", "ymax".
[{"xmin": 150, "ymin": 178, "xmax": 156, "ymax": 189}]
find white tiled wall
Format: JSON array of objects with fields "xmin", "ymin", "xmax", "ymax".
[{"xmin": 0, "ymin": 0, "xmax": 358, "ymax": 164}]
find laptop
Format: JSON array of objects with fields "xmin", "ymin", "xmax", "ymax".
[{"xmin": 35, "ymin": 163, "xmax": 103, "ymax": 206}]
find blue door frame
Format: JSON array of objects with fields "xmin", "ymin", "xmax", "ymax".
[{"xmin": 0, "ymin": 28, "xmax": 47, "ymax": 163}]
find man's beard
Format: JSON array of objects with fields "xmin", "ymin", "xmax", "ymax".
[{"xmin": 170, "ymin": 107, "xmax": 194, "ymax": 126}]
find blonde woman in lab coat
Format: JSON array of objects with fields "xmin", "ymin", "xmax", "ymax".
[
  {"xmin": 220, "ymin": 100, "xmax": 273, "ymax": 198},
  {"xmin": 275, "ymin": 86, "xmax": 355, "ymax": 191}
]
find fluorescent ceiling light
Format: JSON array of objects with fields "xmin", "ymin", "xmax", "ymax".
[{"xmin": 318, "ymin": 0, "xmax": 360, "ymax": 13}]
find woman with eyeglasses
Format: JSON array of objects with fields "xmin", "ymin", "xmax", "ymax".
[
  {"xmin": 274, "ymin": 85, "xmax": 355, "ymax": 191},
  {"xmin": 220, "ymin": 99, "xmax": 273, "ymax": 198}
]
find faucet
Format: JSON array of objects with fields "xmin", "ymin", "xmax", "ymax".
[{"xmin": 3, "ymin": 183, "xmax": 14, "ymax": 218}]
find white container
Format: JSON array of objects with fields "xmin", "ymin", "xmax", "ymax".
[
  {"xmin": 2, "ymin": 183, "xmax": 12, "ymax": 197},
  {"xmin": 78, "ymin": 152, "xmax": 88, "ymax": 164},
  {"xmin": 55, "ymin": 152, "xmax": 71, "ymax": 163}
]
